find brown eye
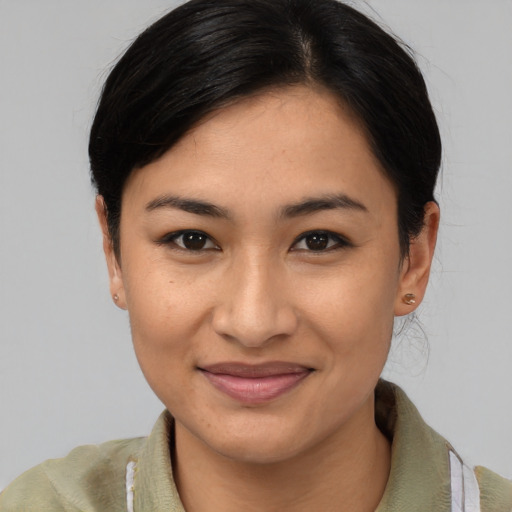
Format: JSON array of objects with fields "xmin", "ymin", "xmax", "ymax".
[
  {"xmin": 182, "ymin": 232, "xmax": 208, "ymax": 250},
  {"xmin": 305, "ymin": 233, "xmax": 329, "ymax": 251},
  {"xmin": 291, "ymin": 231, "xmax": 350, "ymax": 252},
  {"xmin": 162, "ymin": 231, "xmax": 218, "ymax": 251}
]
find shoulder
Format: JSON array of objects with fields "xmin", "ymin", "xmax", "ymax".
[
  {"xmin": 0, "ymin": 436, "xmax": 145, "ymax": 512},
  {"xmin": 475, "ymin": 465, "xmax": 512, "ymax": 512},
  {"xmin": 375, "ymin": 381, "xmax": 512, "ymax": 512}
]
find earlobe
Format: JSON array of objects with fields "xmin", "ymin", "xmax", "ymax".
[
  {"xmin": 394, "ymin": 201, "xmax": 440, "ymax": 316},
  {"xmin": 95, "ymin": 196, "xmax": 127, "ymax": 310}
]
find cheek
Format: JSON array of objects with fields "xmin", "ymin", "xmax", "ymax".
[
  {"xmin": 123, "ymin": 246, "xmax": 206, "ymax": 326},
  {"xmin": 295, "ymin": 257, "xmax": 399, "ymax": 359},
  {"xmin": 121, "ymin": 260, "xmax": 207, "ymax": 380},
  {"xmin": 302, "ymin": 259, "xmax": 399, "ymax": 319},
  {"xmin": 127, "ymin": 296, "xmax": 202, "ymax": 411}
]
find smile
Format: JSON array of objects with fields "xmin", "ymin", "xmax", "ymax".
[{"xmin": 198, "ymin": 362, "xmax": 314, "ymax": 405}]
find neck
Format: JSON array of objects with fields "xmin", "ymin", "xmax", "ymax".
[{"xmin": 173, "ymin": 397, "xmax": 391, "ymax": 512}]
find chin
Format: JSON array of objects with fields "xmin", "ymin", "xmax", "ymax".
[
  {"xmin": 211, "ymin": 435, "xmax": 306, "ymax": 465},
  {"xmin": 202, "ymin": 414, "xmax": 322, "ymax": 465}
]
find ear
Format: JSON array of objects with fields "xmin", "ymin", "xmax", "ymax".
[
  {"xmin": 394, "ymin": 201, "xmax": 440, "ymax": 316},
  {"xmin": 95, "ymin": 196, "xmax": 127, "ymax": 310}
]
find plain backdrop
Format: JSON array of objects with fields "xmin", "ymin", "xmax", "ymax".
[{"xmin": 1, "ymin": 0, "xmax": 511, "ymax": 490}]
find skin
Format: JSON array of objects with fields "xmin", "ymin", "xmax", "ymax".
[{"xmin": 97, "ymin": 86, "xmax": 439, "ymax": 512}]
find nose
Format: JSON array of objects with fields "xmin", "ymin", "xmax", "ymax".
[{"xmin": 211, "ymin": 254, "xmax": 298, "ymax": 348}]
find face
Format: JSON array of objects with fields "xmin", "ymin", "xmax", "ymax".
[{"xmin": 100, "ymin": 86, "xmax": 436, "ymax": 464}]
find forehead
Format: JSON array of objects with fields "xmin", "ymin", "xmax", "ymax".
[{"xmin": 123, "ymin": 86, "xmax": 396, "ymax": 220}]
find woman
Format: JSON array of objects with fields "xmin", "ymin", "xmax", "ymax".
[{"xmin": 1, "ymin": 0, "xmax": 510, "ymax": 510}]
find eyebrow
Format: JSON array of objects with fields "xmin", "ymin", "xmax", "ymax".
[
  {"xmin": 280, "ymin": 194, "xmax": 368, "ymax": 218},
  {"xmin": 145, "ymin": 192, "xmax": 368, "ymax": 220},
  {"xmin": 145, "ymin": 195, "xmax": 231, "ymax": 219}
]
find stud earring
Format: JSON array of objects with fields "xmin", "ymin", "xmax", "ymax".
[
  {"xmin": 113, "ymin": 294, "xmax": 119, "ymax": 302},
  {"xmin": 403, "ymin": 293, "xmax": 416, "ymax": 305}
]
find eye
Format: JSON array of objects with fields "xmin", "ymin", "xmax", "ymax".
[
  {"xmin": 291, "ymin": 230, "xmax": 350, "ymax": 252},
  {"xmin": 159, "ymin": 230, "xmax": 219, "ymax": 251}
]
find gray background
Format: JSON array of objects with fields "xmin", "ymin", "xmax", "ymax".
[{"xmin": 1, "ymin": 0, "xmax": 511, "ymax": 490}]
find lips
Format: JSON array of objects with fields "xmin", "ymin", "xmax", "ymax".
[{"xmin": 198, "ymin": 362, "xmax": 313, "ymax": 404}]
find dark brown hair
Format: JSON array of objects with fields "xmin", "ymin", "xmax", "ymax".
[{"xmin": 89, "ymin": 0, "xmax": 441, "ymax": 257}]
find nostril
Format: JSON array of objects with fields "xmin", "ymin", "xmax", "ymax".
[
  {"xmin": 211, "ymin": 262, "xmax": 298, "ymax": 347},
  {"xmin": 211, "ymin": 304, "xmax": 298, "ymax": 348}
]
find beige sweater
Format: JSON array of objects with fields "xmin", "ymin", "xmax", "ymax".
[{"xmin": 1, "ymin": 381, "xmax": 511, "ymax": 511}]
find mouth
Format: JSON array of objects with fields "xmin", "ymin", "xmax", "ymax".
[{"xmin": 198, "ymin": 362, "xmax": 314, "ymax": 405}]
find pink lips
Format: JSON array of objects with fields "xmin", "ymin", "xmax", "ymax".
[{"xmin": 199, "ymin": 362, "xmax": 312, "ymax": 404}]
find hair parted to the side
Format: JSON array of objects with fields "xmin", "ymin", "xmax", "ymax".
[{"xmin": 89, "ymin": 0, "xmax": 441, "ymax": 259}]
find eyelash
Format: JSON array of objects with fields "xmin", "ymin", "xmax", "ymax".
[
  {"xmin": 291, "ymin": 230, "xmax": 352, "ymax": 253},
  {"xmin": 157, "ymin": 229, "xmax": 352, "ymax": 254},
  {"xmin": 156, "ymin": 230, "xmax": 220, "ymax": 252}
]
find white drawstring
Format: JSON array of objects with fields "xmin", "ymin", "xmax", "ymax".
[
  {"xmin": 450, "ymin": 450, "xmax": 481, "ymax": 512},
  {"xmin": 126, "ymin": 460, "xmax": 137, "ymax": 512}
]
